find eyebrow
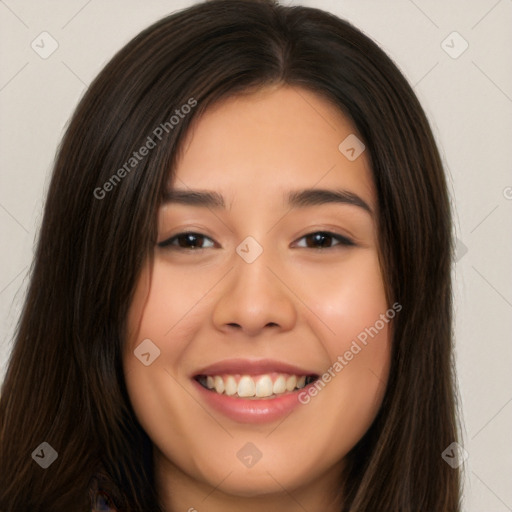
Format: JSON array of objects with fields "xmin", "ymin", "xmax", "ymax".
[
  {"xmin": 163, "ymin": 188, "xmax": 373, "ymax": 215},
  {"xmin": 287, "ymin": 188, "xmax": 372, "ymax": 215}
]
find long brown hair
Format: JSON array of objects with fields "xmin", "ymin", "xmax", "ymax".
[{"xmin": 0, "ymin": 0, "xmax": 462, "ymax": 510}]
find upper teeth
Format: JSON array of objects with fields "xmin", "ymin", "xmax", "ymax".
[{"xmin": 202, "ymin": 374, "xmax": 307, "ymax": 398}]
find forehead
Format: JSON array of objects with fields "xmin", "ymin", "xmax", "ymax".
[{"xmin": 170, "ymin": 85, "xmax": 375, "ymax": 209}]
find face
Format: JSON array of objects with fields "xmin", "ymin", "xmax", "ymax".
[{"xmin": 123, "ymin": 85, "xmax": 392, "ymax": 507}]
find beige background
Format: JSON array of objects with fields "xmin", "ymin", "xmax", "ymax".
[{"xmin": 1, "ymin": 0, "xmax": 511, "ymax": 510}]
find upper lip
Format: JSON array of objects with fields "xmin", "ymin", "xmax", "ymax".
[{"xmin": 193, "ymin": 358, "xmax": 319, "ymax": 377}]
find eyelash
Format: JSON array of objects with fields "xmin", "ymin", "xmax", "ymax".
[{"xmin": 157, "ymin": 231, "xmax": 355, "ymax": 251}]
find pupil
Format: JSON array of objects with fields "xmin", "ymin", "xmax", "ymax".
[
  {"xmin": 311, "ymin": 233, "xmax": 331, "ymax": 247},
  {"xmin": 182, "ymin": 234, "xmax": 201, "ymax": 248}
]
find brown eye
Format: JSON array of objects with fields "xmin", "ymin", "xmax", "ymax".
[
  {"xmin": 158, "ymin": 232, "xmax": 215, "ymax": 250},
  {"xmin": 295, "ymin": 231, "xmax": 355, "ymax": 249}
]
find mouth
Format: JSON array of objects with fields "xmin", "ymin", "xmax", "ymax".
[
  {"xmin": 194, "ymin": 372, "xmax": 319, "ymax": 399},
  {"xmin": 191, "ymin": 358, "xmax": 321, "ymax": 423}
]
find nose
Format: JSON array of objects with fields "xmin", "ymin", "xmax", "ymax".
[{"xmin": 211, "ymin": 247, "xmax": 298, "ymax": 337}]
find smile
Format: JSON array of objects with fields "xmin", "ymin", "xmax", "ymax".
[
  {"xmin": 195, "ymin": 373, "xmax": 318, "ymax": 399},
  {"xmin": 191, "ymin": 359, "xmax": 320, "ymax": 423}
]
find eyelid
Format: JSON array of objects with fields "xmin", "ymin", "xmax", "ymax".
[
  {"xmin": 291, "ymin": 231, "xmax": 355, "ymax": 248},
  {"xmin": 157, "ymin": 231, "xmax": 216, "ymax": 249}
]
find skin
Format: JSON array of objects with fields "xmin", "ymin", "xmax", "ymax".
[{"xmin": 123, "ymin": 85, "xmax": 392, "ymax": 511}]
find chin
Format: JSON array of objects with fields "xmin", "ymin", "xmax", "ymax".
[
  {"xmin": 205, "ymin": 471, "xmax": 295, "ymax": 498},
  {"xmin": 196, "ymin": 457, "xmax": 318, "ymax": 499}
]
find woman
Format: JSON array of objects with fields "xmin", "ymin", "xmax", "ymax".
[{"xmin": 0, "ymin": 0, "xmax": 462, "ymax": 510}]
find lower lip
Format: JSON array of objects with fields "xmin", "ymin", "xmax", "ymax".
[{"xmin": 192, "ymin": 379, "xmax": 308, "ymax": 424}]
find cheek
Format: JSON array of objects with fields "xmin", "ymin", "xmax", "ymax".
[
  {"xmin": 295, "ymin": 249, "xmax": 391, "ymax": 435},
  {"xmin": 122, "ymin": 263, "xmax": 210, "ymax": 471},
  {"xmin": 125, "ymin": 261, "xmax": 207, "ymax": 363},
  {"xmin": 303, "ymin": 249, "xmax": 389, "ymax": 343},
  {"xmin": 123, "ymin": 259, "xmax": 221, "ymax": 427}
]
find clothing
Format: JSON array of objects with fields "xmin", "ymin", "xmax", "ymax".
[
  {"xmin": 91, "ymin": 490, "xmax": 117, "ymax": 512},
  {"xmin": 88, "ymin": 467, "xmax": 118, "ymax": 512}
]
